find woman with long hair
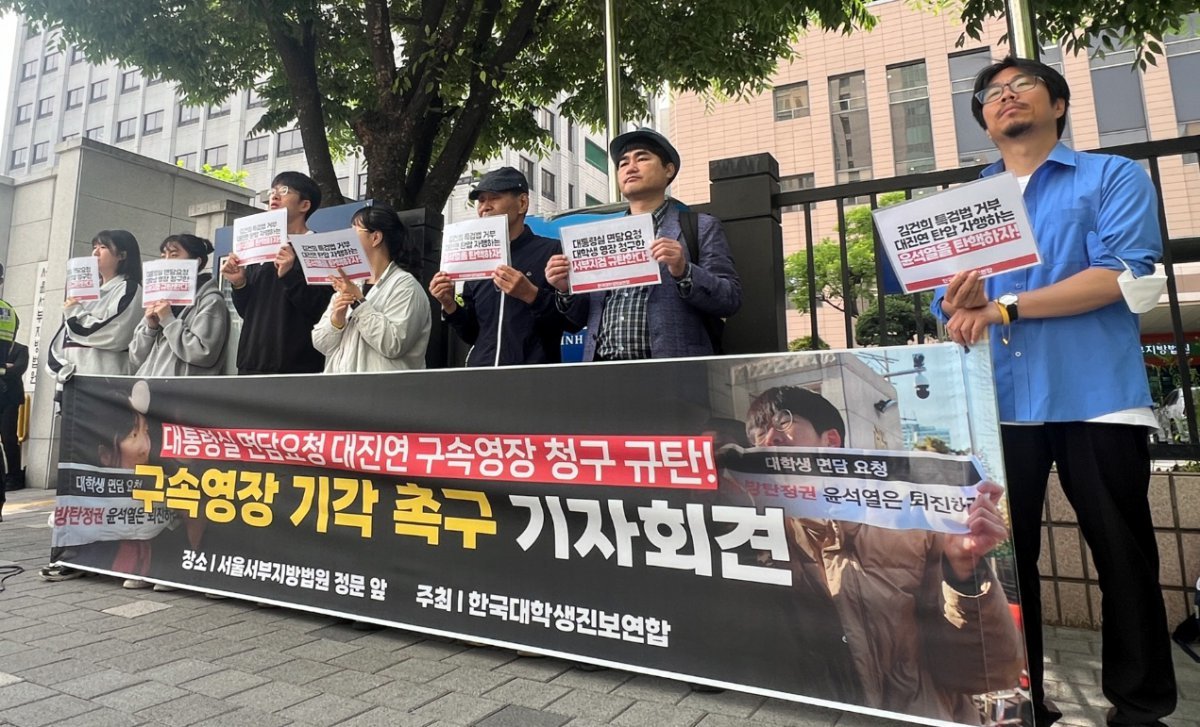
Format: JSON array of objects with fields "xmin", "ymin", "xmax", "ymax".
[
  {"xmin": 312, "ymin": 203, "xmax": 430, "ymax": 372},
  {"xmin": 130, "ymin": 234, "xmax": 229, "ymax": 376}
]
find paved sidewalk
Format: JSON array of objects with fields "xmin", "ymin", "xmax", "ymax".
[{"xmin": 1, "ymin": 487, "xmax": 1197, "ymax": 727}]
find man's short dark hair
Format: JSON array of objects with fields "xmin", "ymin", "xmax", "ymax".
[
  {"xmin": 971, "ymin": 55, "xmax": 1070, "ymax": 139},
  {"xmin": 745, "ymin": 386, "xmax": 846, "ymax": 444},
  {"xmin": 272, "ymin": 171, "xmax": 322, "ymax": 220},
  {"xmin": 618, "ymin": 140, "xmax": 677, "ymax": 181}
]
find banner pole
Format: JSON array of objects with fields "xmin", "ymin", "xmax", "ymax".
[{"xmin": 494, "ymin": 293, "xmax": 506, "ymax": 367}]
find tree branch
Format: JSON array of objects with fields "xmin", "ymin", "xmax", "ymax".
[{"xmin": 363, "ymin": 0, "xmax": 396, "ymax": 97}]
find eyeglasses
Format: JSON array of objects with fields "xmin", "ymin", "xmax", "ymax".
[
  {"xmin": 747, "ymin": 408, "xmax": 795, "ymax": 442},
  {"xmin": 974, "ymin": 74, "xmax": 1043, "ymax": 105},
  {"xmin": 268, "ymin": 185, "xmax": 293, "ymax": 198}
]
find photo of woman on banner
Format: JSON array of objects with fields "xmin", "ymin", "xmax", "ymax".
[
  {"xmin": 312, "ymin": 202, "xmax": 431, "ymax": 372},
  {"xmin": 736, "ymin": 385, "xmax": 1025, "ymax": 724}
]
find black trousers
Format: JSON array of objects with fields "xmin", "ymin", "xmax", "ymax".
[
  {"xmin": 1003, "ymin": 423, "xmax": 1176, "ymax": 725},
  {"xmin": 1, "ymin": 400, "xmax": 20, "ymax": 480}
]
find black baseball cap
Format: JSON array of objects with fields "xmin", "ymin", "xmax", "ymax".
[
  {"xmin": 609, "ymin": 128, "xmax": 681, "ymax": 174},
  {"xmin": 468, "ymin": 167, "xmax": 530, "ymax": 201}
]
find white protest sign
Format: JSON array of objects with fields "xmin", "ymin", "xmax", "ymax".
[
  {"xmin": 872, "ymin": 172, "xmax": 1040, "ymax": 293},
  {"xmin": 560, "ymin": 214, "xmax": 660, "ymax": 294},
  {"xmin": 721, "ymin": 446, "xmax": 986, "ymax": 535},
  {"xmin": 142, "ymin": 259, "xmax": 199, "ymax": 306},
  {"xmin": 232, "ymin": 208, "xmax": 288, "ymax": 266},
  {"xmin": 65, "ymin": 257, "xmax": 101, "ymax": 301},
  {"xmin": 292, "ymin": 228, "xmax": 372, "ymax": 284},
  {"xmin": 440, "ymin": 216, "xmax": 509, "ymax": 281}
]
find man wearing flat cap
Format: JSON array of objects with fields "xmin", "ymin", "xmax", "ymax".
[
  {"xmin": 429, "ymin": 166, "xmax": 574, "ymax": 366},
  {"xmin": 545, "ymin": 128, "xmax": 741, "ymax": 361}
]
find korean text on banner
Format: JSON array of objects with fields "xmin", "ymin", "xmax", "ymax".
[
  {"xmin": 232, "ymin": 208, "xmax": 289, "ymax": 266},
  {"xmin": 142, "ymin": 259, "xmax": 199, "ymax": 307},
  {"xmin": 560, "ymin": 214, "xmax": 660, "ymax": 294},
  {"xmin": 65, "ymin": 256, "xmax": 101, "ymax": 301},
  {"xmin": 440, "ymin": 216, "xmax": 509, "ymax": 281},
  {"xmin": 292, "ymin": 229, "xmax": 371, "ymax": 285},
  {"xmin": 872, "ymin": 172, "xmax": 1040, "ymax": 293}
]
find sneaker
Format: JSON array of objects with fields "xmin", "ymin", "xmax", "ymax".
[
  {"xmin": 40, "ymin": 565, "xmax": 84, "ymax": 582},
  {"xmin": 152, "ymin": 584, "xmax": 177, "ymax": 592},
  {"xmin": 122, "ymin": 579, "xmax": 151, "ymax": 589}
]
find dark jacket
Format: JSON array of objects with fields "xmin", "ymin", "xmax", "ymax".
[
  {"xmin": 230, "ymin": 262, "xmax": 333, "ymax": 375},
  {"xmin": 445, "ymin": 225, "xmax": 576, "ymax": 366},
  {"xmin": 3, "ymin": 342, "xmax": 28, "ymax": 406}
]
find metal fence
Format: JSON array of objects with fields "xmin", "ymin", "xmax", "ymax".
[{"xmin": 772, "ymin": 134, "xmax": 1200, "ymax": 460}]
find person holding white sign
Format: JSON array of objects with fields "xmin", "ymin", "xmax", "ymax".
[
  {"xmin": 933, "ymin": 57, "xmax": 1176, "ymax": 727},
  {"xmin": 312, "ymin": 203, "xmax": 430, "ymax": 372},
  {"xmin": 429, "ymin": 167, "xmax": 573, "ymax": 366},
  {"xmin": 546, "ymin": 129, "xmax": 740, "ymax": 360},
  {"xmin": 46, "ymin": 230, "xmax": 143, "ymax": 382},
  {"xmin": 742, "ymin": 386, "xmax": 1022, "ymax": 722},
  {"xmin": 220, "ymin": 171, "xmax": 332, "ymax": 374},
  {"xmin": 130, "ymin": 234, "xmax": 229, "ymax": 377}
]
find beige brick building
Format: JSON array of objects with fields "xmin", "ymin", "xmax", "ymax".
[{"xmin": 668, "ymin": 1, "xmax": 1200, "ymax": 348}]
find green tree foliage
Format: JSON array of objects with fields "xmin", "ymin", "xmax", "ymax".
[
  {"xmin": 854, "ymin": 294, "xmax": 938, "ymax": 346},
  {"xmin": 6, "ymin": 0, "xmax": 877, "ymax": 212},
  {"xmin": 784, "ymin": 192, "xmax": 904, "ymax": 317},
  {"xmin": 788, "ymin": 335, "xmax": 831, "ymax": 351}
]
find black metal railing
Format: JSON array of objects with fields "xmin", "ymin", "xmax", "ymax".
[{"xmin": 773, "ymin": 134, "xmax": 1200, "ymax": 460}]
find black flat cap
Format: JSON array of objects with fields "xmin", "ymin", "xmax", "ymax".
[
  {"xmin": 608, "ymin": 127, "xmax": 681, "ymax": 174},
  {"xmin": 468, "ymin": 166, "xmax": 529, "ymax": 201}
]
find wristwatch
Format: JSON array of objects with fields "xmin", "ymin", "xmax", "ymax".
[{"xmin": 997, "ymin": 293, "xmax": 1019, "ymax": 322}]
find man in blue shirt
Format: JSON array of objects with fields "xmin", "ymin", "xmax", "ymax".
[{"xmin": 934, "ymin": 57, "xmax": 1176, "ymax": 727}]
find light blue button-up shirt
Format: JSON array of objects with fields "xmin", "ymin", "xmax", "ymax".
[{"xmin": 932, "ymin": 143, "xmax": 1160, "ymax": 423}]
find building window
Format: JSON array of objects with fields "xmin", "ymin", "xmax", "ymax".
[
  {"xmin": 541, "ymin": 169, "xmax": 556, "ymax": 200},
  {"xmin": 204, "ymin": 145, "xmax": 228, "ymax": 168},
  {"xmin": 143, "ymin": 110, "xmax": 164, "ymax": 135},
  {"xmin": 37, "ymin": 97, "xmax": 54, "ymax": 118},
  {"xmin": 948, "ymin": 49, "xmax": 997, "ymax": 166},
  {"xmin": 337, "ymin": 176, "xmax": 350, "ymax": 198},
  {"xmin": 540, "ymin": 109, "xmax": 556, "ymax": 141},
  {"xmin": 887, "ymin": 61, "xmax": 936, "ymax": 176},
  {"xmin": 828, "ymin": 71, "xmax": 873, "ymax": 185},
  {"xmin": 243, "ymin": 136, "xmax": 269, "ymax": 164},
  {"xmin": 247, "ymin": 88, "xmax": 264, "ymax": 108},
  {"xmin": 66, "ymin": 87, "xmax": 84, "ymax": 109},
  {"xmin": 585, "ymin": 193, "xmax": 603, "ymax": 206},
  {"xmin": 116, "ymin": 117, "xmax": 137, "ymax": 142},
  {"xmin": 584, "ymin": 139, "xmax": 607, "ymax": 174},
  {"xmin": 1089, "ymin": 34, "xmax": 1148, "ymax": 148},
  {"xmin": 121, "ymin": 69, "xmax": 142, "ymax": 93},
  {"xmin": 90, "ymin": 79, "xmax": 108, "ymax": 102},
  {"xmin": 277, "ymin": 128, "xmax": 303, "ymax": 156},
  {"xmin": 20, "ymin": 60, "xmax": 37, "ymax": 81},
  {"xmin": 31, "ymin": 142, "xmax": 49, "ymax": 164},
  {"xmin": 519, "ymin": 157, "xmax": 536, "ymax": 193},
  {"xmin": 62, "ymin": 132, "xmax": 79, "ymax": 142},
  {"xmin": 780, "ymin": 173, "xmax": 815, "ymax": 213},
  {"xmin": 84, "ymin": 126, "xmax": 103, "ymax": 141},
  {"xmin": 567, "ymin": 120, "xmax": 577, "ymax": 152},
  {"xmin": 42, "ymin": 52, "xmax": 60, "ymax": 73},
  {"xmin": 208, "ymin": 100, "xmax": 231, "ymax": 118},
  {"xmin": 147, "ymin": 76, "xmax": 164, "ymax": 86},
  {"xmin": 15, "ymin": 104, "xmax": 32, "ymax": 124},
  {"xmin": 177, "ymin": 104, "xmax": 200, "ymax": 126},
  {"xmin": 358, "ymin": 172, "xmax": 368, "ymax": 200},
  {"xmin": 568, "ymin": 183, "xmax": 576, "ymax": 208},
  {"xmin": 1166, "ymin": 14, "xmax": 1200, "ymax": 162},
  {"xmin": 175, "ymin": 152, "xmax": 196, "ymax": 170},
  {"xmin": 10, "ymin": 147, "xmax": 27, "ymax": 169},
  {"xmin": 70, "ymin": 47, "xmax": 85, "ymax": 64},
  {"xmin": 774, "ymin": 82, "xmax": 810, "ymax": 121}
]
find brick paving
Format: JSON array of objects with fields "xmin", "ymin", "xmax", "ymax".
[{"xmin": 1, "ymin": 487, "xmax": 1197, "ymax": 726}]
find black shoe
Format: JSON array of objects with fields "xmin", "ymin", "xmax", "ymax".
[{"xmin": 1106, "ymin": 706, "xmax": 1169, "ymax": 727}]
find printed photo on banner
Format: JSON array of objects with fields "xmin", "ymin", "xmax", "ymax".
[
  {"xmin": 440, "ymin": 215, "xmax": 509, "ymax": 281},
  {"xmin": 873, "ymin": 172, "xmax": 1040, "ymax": 293},
  {"xmin": 232, "ymin": 208, "xmax": 289, "ymax": 266},
  {"xmin": 50, "ymin": 344, "xmax": 1025, "ymax": 727},
  {"xmin": 65, "ymin": 256, "xmax": 101, "ymax": 301},
  {"xmin": 142, "ymin": 259, "xmax": 199, "ymax": 306},
  {"xmin": 559, "ymin": 214, "xmax": 660, "ymax": 294},
  {"xmin": 291, "ymin": 228, "xmax": 371, "ymax": 284}
]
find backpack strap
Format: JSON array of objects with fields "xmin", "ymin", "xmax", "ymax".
[{"xmin": 680, "ymin": 210, "xmax": 700, "ymax": 265}]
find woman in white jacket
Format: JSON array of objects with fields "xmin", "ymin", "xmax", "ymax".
[
  {"xmin": 47, "ymin": 230, "xmax": 143, "ymax": 381},
  {"xmin": 313, "ymin": 203, "xmax": 430, "ymax": 373},
  {"xmin": 130, "ymin": 234, "xmax": 229, "ymax": 377}
]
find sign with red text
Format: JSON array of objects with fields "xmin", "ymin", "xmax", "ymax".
[
  {"xmin": 440, "ymin": 216, "xmax": 509, "ymax": 281},
  {"xmin": 560, "ymin": 214, "xmax": 660, "ymax": 294},
  {"xmin": 142, "ymin": 259, "xmax": 199, "ymax": 306},
  {"xmin": 233, "ymin": 208, "xmax": 288, "ymax": 266},
  {"xmin": 65, "ymin": 256, "xmax": 101, "ymax": 301},
  {"xmin": 292, "ymin": 228, "xmax": 371, "ymax": 284},
  {"xmin": 873, "ymin": 173, "xmax": 1040, "ymax": 293}
]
